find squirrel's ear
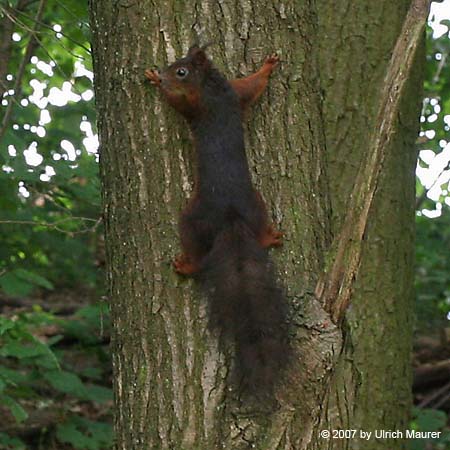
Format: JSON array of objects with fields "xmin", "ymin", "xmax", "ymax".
[{"xmin": 188, "ymin": 44, "xmax": 211, "ymax": 67}]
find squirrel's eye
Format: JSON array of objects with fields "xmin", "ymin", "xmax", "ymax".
[{"xmin": 176, "ymin": 67, "xmax": 189, "ymax": 79}]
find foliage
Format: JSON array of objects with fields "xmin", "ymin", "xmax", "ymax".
[
  {"xmin": 0, "ymin": 304, "xmax": 112, "ymax": 449},
  {"xmin": 415, "ymin": 211, "xmax": 450, "ymax": 328},
  {"xmin": 0, "ymin": 2, "xmax": 111, "ymax": 448},
  {"xmin": 417, "ymin": 11, "xmax": 450, "ymax": 215},
  {"xmin": 56, "ymin": 416, "xmax": 113, "ymax": 450},
  {"xmin": 408, "ymin": 408, "xmax": 450, "ymax": 450},
  {"xmin": 0, "ymin": 0, "xmax": 101, "ymax": 293},
  {"xmin": 0, "ymin": 0, "xmax": 107, "ymax": 442},
  {"xmin": 0, "ymin": 432, "xmax": 26, "ymax": 450},
  {"xmin": 0, "ymin": 268, "xmax": 54, "ymax": 297},
  {"xmin": 414, "ymin": 10, "xmax": 450, "ymax": 329}
]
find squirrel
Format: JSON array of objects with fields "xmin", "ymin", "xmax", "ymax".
[{"xmin": 145, "ymin": 45, "xmax": 289, "ymax": 395}]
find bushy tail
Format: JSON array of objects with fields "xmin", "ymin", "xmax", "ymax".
[{"xmin": 200, "ymin": 218, "xmax": 290, "ymax": 394}]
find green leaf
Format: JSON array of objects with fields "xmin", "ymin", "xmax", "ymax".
[
  {"xmin": 0, "ymin": 432, "xmax": 26, "ymax": 450},
  {"xmin": 415, "ymin": 408, "xmax": 447, "ymax": 432},
  {"xmin": 14, "ymin": 268, "xmax": 54, "ymax": 290},
  {"xmin": 0, "ymin": 271, "xmax": 33, "ymax": 297},
  {"xmin": 83, "ymin": 384, "xmax": 113, "ymax": 404},
  {"xmin": 0, "ymin": 395, "xmax": 28, "ymax": 423},
  {"xmin": 0, "ymin": 341, "xmax": 48, "ymax": 359},
  {"xmin": 57, "ymin": 417, "xmax": 113, "ymax": 450},
  {"xmin": 0, "ymin": 177, "xmax": 20, "ymax": 211},
  {"xmin": 79, "ymin": 418, "xmax": 113, "ymax": 447},
  {"xmin": 0, "ymin": 269, "xmax": 54, "ymax": 297},
  {"xmin": 0, "ymin": 367, "xmax": 27, "ymax": 385},
  {"xmin": 56, "ymin": 422, "xmax": 95, "ymax": 450},
  {"xmin": 43, "ymin": 370, "xmax": 88, "ymax": 398},
  {"xmin": 0, "ymin": 317, "xmax": 15, "ymax": 335}
]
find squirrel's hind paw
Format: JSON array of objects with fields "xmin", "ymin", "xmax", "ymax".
[{"xmin": 173, "ymin": 254, "xmax": 200, "ymax": 276}]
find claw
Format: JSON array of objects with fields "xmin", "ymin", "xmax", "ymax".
[
  {"xmin": 264, "ymin": 54, "xmax": 280, "ymax": 67},
  {"xmin": 144, "ymin": 69, "xmax": 161, "ymax": 85}
]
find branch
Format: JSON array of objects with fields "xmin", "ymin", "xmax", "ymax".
[
  {"xmin": 8, "ymin": 6, "xmax": 92, "ymax": 54},
  {"xmin": 0, "ymin": 9, "xmax": 15, "ymax": 98},
  {"xmin": 315, "ymin": 0, "xmax": 431, "ymax": 323},
  {"xmin": 413, "ymin": 360, "xmax": 450, "ymax": 390},
  {"xmin": 0, "ymin": 5, "xmax": 90, "ymax": 97},
  {"xmin": 0, "ymin": 0, "xmax": 38, "ymax": 98},
  {"xmin": 0, "ymin": 0, "xmax": 47, "ymax": 143},
  {"xmin": 0, "ymin": 216, "xmax": 102, "ymax": 234}
]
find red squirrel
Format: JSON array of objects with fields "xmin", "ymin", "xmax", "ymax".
[{"xmin": 145, "ymin": 45, "xmax": 289, "ymax": 394}]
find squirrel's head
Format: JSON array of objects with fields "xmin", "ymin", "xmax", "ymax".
[{"xmin": 147, "ymin": 45, "xmax": 212, "ymax": 120}]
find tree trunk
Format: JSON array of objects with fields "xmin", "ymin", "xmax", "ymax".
[
  {"xmin": 89, "ymin": 0, "xmax": 423, "ymax": 449},
  {"xmin": 314, "ymin": 1, "xmax": 425, "ymax": 448}
]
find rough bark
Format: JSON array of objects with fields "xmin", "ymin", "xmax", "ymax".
[
  {"xmin": 89, "ymin": 0, "xmax": 424, "ymax": 449},
  {"xmin": 316, "ymin": 1, "xmax": 425, "ymax": 449}
]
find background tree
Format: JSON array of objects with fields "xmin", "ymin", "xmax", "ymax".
[{"xmin": 90, "ymin": 1, "xmax": 430, "ymax": 450}]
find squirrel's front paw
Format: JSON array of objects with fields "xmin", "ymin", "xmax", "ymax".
[
  {"xmin": 265, "ymin": 54, "xmax": 280, "ymax": 68},
  {"xmin": 144, "ymin": 69, "xmax": 161, "ymax": 85}
]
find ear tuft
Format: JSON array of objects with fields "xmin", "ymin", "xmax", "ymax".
[{"xmin": 187, "ymin": 43, "xmax": 212, "ymax": 67}]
